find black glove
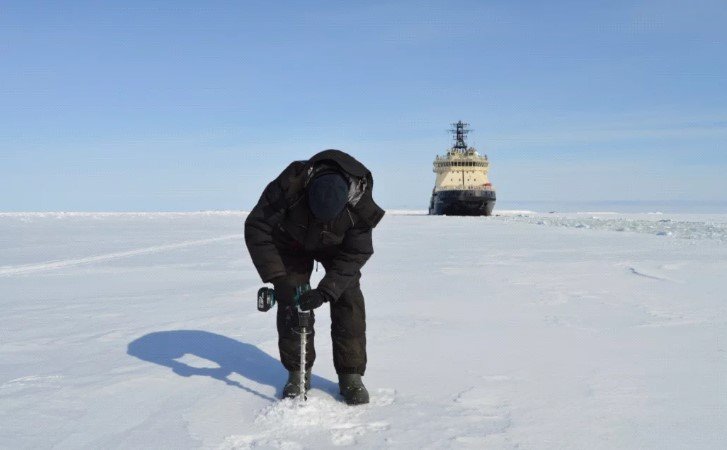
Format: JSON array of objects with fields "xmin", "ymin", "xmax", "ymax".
[
  {"xmin": 270, "ymin": 276, "xmax": 298, "ymax": 307},
  {"xmin": 298, "ymin": 289, "xmax": 332, "ymax": 311}
]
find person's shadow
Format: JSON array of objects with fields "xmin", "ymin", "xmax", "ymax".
[{"xmin": 127, "ymin": 330, "xmax": 338, "ymax": 402}]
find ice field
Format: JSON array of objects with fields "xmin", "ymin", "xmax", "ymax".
[{"xmin": 1, "ymin": 211, "xmax": 725, "ymax": 449}]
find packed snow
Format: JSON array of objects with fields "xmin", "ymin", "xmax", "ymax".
[{"xmin": 1, "ymin": 211, "xmax": 725, "ymax": 449}]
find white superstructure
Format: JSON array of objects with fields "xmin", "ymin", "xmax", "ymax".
[{"xmin": 433, "ymin": 147, "xmax": 492, "ymax": 192}]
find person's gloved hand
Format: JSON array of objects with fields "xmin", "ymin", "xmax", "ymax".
[
  {"xmin": 298, "ymin": 289, "xmax": 332, "ymax": 311},
  {"xmin": 270, "ymin": 276, "xmax": 298, "ymax": 307}
]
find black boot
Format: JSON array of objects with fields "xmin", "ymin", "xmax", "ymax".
[
  {"xmin": 338, "ymin": 374, "xmax": 369, "ymax": 405},
  {"xmin": 282, "ymin": 370, "xmax": 311, "ymax": 399}
]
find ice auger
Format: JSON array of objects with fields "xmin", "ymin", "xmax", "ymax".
[{"xmin": 257, "ymin": 283, "xmax": 312, "ymax": 400}]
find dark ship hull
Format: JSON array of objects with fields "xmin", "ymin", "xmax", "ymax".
[{"xmin": 429, "ymin": 189, "xmax": 496, "ymax": 216}]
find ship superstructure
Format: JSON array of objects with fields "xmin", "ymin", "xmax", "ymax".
[{"xmin": 428, "ymin": 121, "xmax": 496, "ymax": 216}]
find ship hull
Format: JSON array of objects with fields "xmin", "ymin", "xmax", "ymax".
[{"xmin": 429, "ymin": 189, "xmax": 496, "ymax": 216}]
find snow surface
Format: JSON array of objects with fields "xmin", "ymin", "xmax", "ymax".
[{"xmin": 1, "ymin": 211, "xmax": 726, "ymax": 449}]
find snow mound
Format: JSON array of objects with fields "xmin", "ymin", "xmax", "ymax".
[
  {"xmin": 494, "ymin": 213, "xmax": 727, "ymax": 241},
  {"xmin": 219, "ymin": 390, "xmax": 397, "ymax": 449}
]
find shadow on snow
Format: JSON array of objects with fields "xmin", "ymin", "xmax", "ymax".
[{"xmin": 127, "ymin": 330, "xmax": 337, "ymax": 402}]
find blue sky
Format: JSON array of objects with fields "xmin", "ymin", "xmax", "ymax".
[{"xmin": 1, "ymin": 0, "xmax": 725, "ymax": 211}]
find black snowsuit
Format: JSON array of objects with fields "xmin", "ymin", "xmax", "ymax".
[{"xmin": 244, "ymin": 150, "xmax": 384, "ymax": 375}]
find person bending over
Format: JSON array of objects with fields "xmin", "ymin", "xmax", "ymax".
[{"xmin": 244, "ymin": 149, "xmax": 384, "ymax": 405}]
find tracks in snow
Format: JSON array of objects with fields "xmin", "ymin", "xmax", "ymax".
[{"xmin": 0, "ymin": 234, "xmax": 244, "ymax": 277}]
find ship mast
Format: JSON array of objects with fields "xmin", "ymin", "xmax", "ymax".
[{"xmin": 450, "ymin": 120, "xmax": 470, "ymax": 153}]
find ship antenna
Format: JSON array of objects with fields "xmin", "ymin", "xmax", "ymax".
[{"xmin": 449, "ymin": 120, "xmax": 470, "ymax": 152}]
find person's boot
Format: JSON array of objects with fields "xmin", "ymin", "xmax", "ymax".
[
  {"xmin": 338, "ymin": 374, "xmax": 369, "ymax": 405},
  {"xmin": 282, "ymin": 370, "xmax": 311, "ymax": 399}
]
